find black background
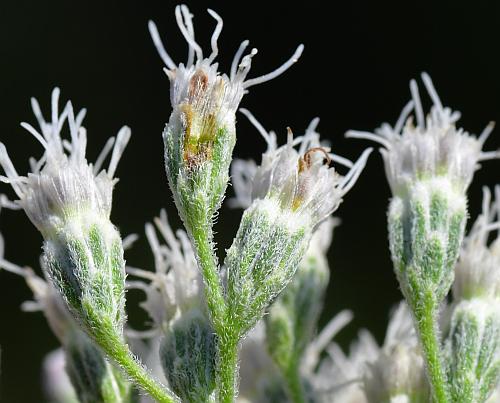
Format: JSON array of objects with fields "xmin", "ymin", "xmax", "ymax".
[{"xmin": 1, "ymin": 1, "xmax": 500, "ymax": 401}]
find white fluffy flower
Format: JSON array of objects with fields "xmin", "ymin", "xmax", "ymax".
[
  {"xmin": 232, "ymin": 109, "xmax": 372, "ymax": 227},
  {"xmin": 237, "ymin": 311, "xmax": 353, "ymax": 403},
  {"xmin": 347, "ymin": 72, "xmax": 499, "ymax": 197},
  {"xmin": 149, "ymin": 5, "xmax": 303, "ymax": 135},
  {"xmin": 127, "ymin": 209, "xmax": 203, "ymax": 332},
  {"xmin": 314, "ymin": 302, "xmax": 428, "ymax": 403},
  {"xmin": 363, "ymin": 302, "xmax": 428, "ymax": 403},
  {"xmin": 454, "ymin": 186, "xmax": 500, "ymax": 300},
  {"xmin": 0, "ymin": 197, "xmax": 72, "ymax": 341},
  {"xmin": 0, "ymin": 88, "xmax": 130, "ymax": 236}
]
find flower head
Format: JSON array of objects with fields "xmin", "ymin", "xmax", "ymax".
[
  {"xmin": 363, "ymin": 302, "xmax": 428, "ymax": 403},
  {"xmin": 314, "ymin": 302, "xmax": 429, "ymax": 403},
  {"xmin": 0, "ymin": 88, "xmax": 130, "ymax": 237},
  {"xmin": 149, "ymin": 5, "xmax": 303, "ymax": 157},
  {"xmin": 454, "ymin": 186, "xmax": 500, "ymax": 300},
  {"xmin": 127, "ymin": 209, "xmax": 203, "ymax": 332},
  {"xmin": 346, "ymin": 72, "xmax": 499, "ymax": 196},
  {"xmin": 127, "ymin": 211, "xmax": 215, "ymax": 402},
  {"xmin": 235, "ymin": 109, "xmax": 372, "ymax": 228}
]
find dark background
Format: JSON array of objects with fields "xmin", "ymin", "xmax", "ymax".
[{"xmin": 1, "ymin": 1, "xmax": 500, "ymax": 401}]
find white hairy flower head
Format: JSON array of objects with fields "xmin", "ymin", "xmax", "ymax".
[
  {"xmin": 127, "ymin": 209, "xmax": 203, "ymax": 330},
  {"xmin": 235, "ymin": 109, "xmax": 372, "ymax": 229},
  {"xmin": 150, "ymin": 6, "xmax": 304, "ymax": 237},
  {"xmin": 0, "ymin": 88, "xmax": 130, "ymax": 238},
  {"xmin": 454, "ymin": 186, "xmax": 500, "ymax": 300},
  {"xmin": 351, "ymin": 74, "xmax": 498, "ymax": 308},
  {"xmin": 149, "ymin": 5, "xmax": 303, "ymax": 159},
  {"xmin": 445, "ymin": 297, "xmax": 500, "ymax": 402},
  {"xmin": 225, "ymin": 112, "xmax": 370, "ymax": 337},
  {"xmin": 347, "ymin": 72, "xmax": 499, "ymax": 198},
  {"xmin": 363, "ymin": 302, "xmax": 429, "ymax": 403},
  {"xmin": 127, "ymin": 210, "xmax": 215, "ymax": 402},
  {"xmin": 313, "ymin": 326, "xmax": 378, "ymax": 403},
  {"xmin": 0, "ymin": 88, "xmax": 131, "ymax": 339}
]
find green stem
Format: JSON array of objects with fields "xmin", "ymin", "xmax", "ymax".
[
  {"xmin": 284, "ymin": 360, "xmax": 307, "ymax": 403},
  {"xmin": 217, "ymin": 336, "xmax": 239, "ymax": 403},
  {"xmin": 190, "ymin": 224, "xmax": 241, "ymax": 402},
  {"xmin": 98, "ymin": 329, "xmax": 179, "ymax": 403},
  {"xmin": 413, "ymin": 292, "xmax": 449, "ymax": 403},
  {"xmin": 191, "ymin": 224, "xmax": 227, "ymax": 332}
]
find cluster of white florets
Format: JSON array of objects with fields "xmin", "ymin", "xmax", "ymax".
[
  {"xmin": 149, "ymin": 5, "xmax": 303, "ymax": 133},
  {"xmin": 0, "ymin": 88, "xmax": 130, "ymax": 236},
  {"xmin": 454, "ymin": 187, "xmax": 500, "ymax": 300},
  {"xmin": 127, "ymin": 209, "xmax": 203, "ymax": 333},
  {"xmin": 231, "ymin": 109, "xmax": 371, "ymax": 228},
  {"xmin": 347, "ymin": 73, "xmax": 499, "ymax": 197},
  {"xmin": 313, "ymin": 302, "xmax": 427, "ymax": 403}
]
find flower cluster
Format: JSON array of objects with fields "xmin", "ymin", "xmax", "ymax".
[
  {"xmin": 444, "ymin": 188, "xmax": 500, "ymax": 402},
  {"xmin": 150, "ymin": 5, "xmax": 304, "ymax": 241},
  {"xmin": 0, "ymin": 88, "xmax": 130, "ymax": 236},
  {"xmin": 453, "ymin": 186, "xmax": 500, "ymax": 300},
  {"xmin": 232, "ymin": 109, "xmax": 372, "ymax": 227},
  {"xmin": 4, "ymin": 2, "xmax": 500, "ymax": 402},
  {"xmin": 127, "ymin": 209, "xmax": 203, "ymax": 330},
  {"xmin": 127, "ymin": 211, "xmax": 215, "ymax": 402},
  {"xmin": 347, "ymin": 72, "xmax": 499, "ymax": 197},
  {"xmin": 149, "ymin": 5, "xmax": 303, "ymax": 152},
  {"xmin": 224, "ymin": 111, "xmax": 371, "ymax": 340}
]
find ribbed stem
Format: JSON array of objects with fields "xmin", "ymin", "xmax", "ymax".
[
  {"xmin": 97, "ymin": 329, "xmax": 179, "ymax": 403},
  {"xmin": 190, "ymin": 224, "xmax": 227, "ymax": 332},
  {"xmin": 413, "ymin": 292, "xmax": 450, "ymax": 403},
  {"xmin": 217, "ymin": 336, "xmax": 239, "ymax": 403}
]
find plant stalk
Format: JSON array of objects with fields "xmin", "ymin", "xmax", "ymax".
[
  {"xmin": 413, "ymin": 291, "xmax": 450, "ymax": 403},
  {"xmin": 98, "ymin": 329, "xmax": 179, "ymax": 403}
]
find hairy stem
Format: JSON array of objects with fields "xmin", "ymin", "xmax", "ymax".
[
  {"xmin": 217, "ymin": 335, "xmax": 239, "ymax": 403},
  {"xmin": 97, "ymin": 329, "xmax": 179, "ymax": 403},
  {"xmin": 413, "ymin": 292, "xmax": 449, "ymax": 403},
  {"xmin": 191, "ymin": 224, "xmax": 227, "ymax": 332},
  {"xmin": 191, "ymin": 224, "xmax": 243, "ymax": 402}
]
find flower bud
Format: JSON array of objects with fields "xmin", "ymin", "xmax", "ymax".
[
  {"xmin": 160, "ymin": 309, "xmax": 216, "ymax": 402},
  {"xmin": 348, "ymin": 73, "xmax": 499, "ymax": 307},
  {"xmin": 225, "ymin": 111, "xmax": 370, "ymax": 337},
  {"xmin": 445, "ymin": 187, "xmax": 500, "ymax": 402},
  {"xmin": 388, "ymin": 177, "xmax": 467, "ymax": 305},
  {"xmin": 0, "ymin": 253, "xmax": 133, "ymax": 403},
  {"xmin": 445, "ymin": 299, "xmax": 500, "ymax": 403},
  {"xmin": 149, "ymin": 5, "xmax": 303, "ymax": 234},
  {"xmin": 127, "ymin": 210, "xmax": 215, "ymax": 402},
  {"xmin": 0, "ymin": 89, "xmax": 130, "ymax": 339},
  {"xmin": 454, "ymin": 187, "xmax": 500, "ymax": 300}
]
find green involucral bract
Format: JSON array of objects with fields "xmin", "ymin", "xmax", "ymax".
[
  {"xmin": 388, "ymin": 180, "xmax": 466, "ymax": 307},
  {"xmin": 265, "ymin": 240, "xmax": 329, "ymax": 402},
  {"xmin": 65, "ymin": 329, "xmax": 135, "ymax": 403},
  {"xmin": 43, "ymin": 216, "xmax": 126, "ymax": 337},
  {"xmin": 225, "ymin": 198, "xmax": 311, "ymax": 339},
  {"xmin": 164, "ymin": 111, "xmax": 236, "ymax": 236},
  {"xmin": 388, "ymin": 178, "xmax": 467, "ymax": 402},
  {"xmin": 160, "ymin": 310, "xmax": 217, "ymax": 403},
  {"xmin": 445, "ymin": 299, "xmax": 500, "ymax": 403}
]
